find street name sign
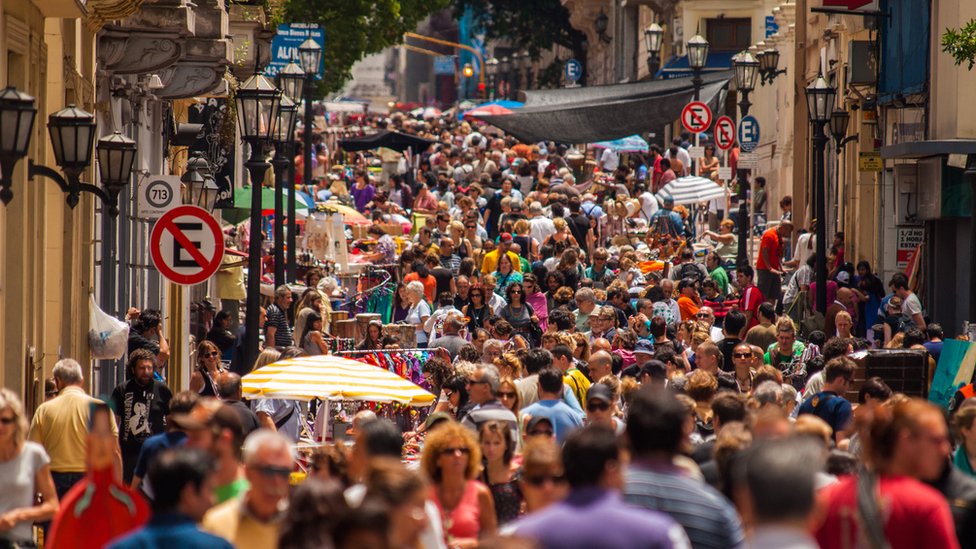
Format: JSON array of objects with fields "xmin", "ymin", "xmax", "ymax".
[
  {"xmin": 681, "ymin": 101, "xmax": 712, "ymax": 134},
  {"xmin": 150, "ymin": 205, "xmax": 225, "ymax": 285},
  {"xmin": 714, "ymin": 116, "xmax": 736, "ymax": 151},
  {"xmin": 738, "ymin": 115, "xmax": 760, "ymax": 153},
  {"xmin": 138, "ymin": 175, "xmax": 180, "ymax": 219},
  {"xmin": 265, "ymin": 24, "xmax": 326, "ymax": 79}
]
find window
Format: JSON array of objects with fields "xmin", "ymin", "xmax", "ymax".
[{"xmin": 706, "ymin": 18, "xmax": 752, "ymax": 51}]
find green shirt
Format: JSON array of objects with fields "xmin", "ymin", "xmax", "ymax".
[
  {"xmin": 215, "ymin": 477, "xmax": 250, "ymax": 504},
  {"xmin": 764, "ymin": 340, "xmax": 806, "ymax": 367},
  {"xmin": 519, "ymin": 256, "xmax": 531, "ymax": 273},
  {"xmin": 710, "ymin": 266, "xmax": 729, "ymax": 295}
]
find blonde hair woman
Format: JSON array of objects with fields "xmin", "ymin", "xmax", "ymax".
[{"xmin": 0, "ymin": 389, "xmax": 59, "ymax": 545}]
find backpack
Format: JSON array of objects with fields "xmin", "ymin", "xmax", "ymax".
[{"xmin": 678, "ymin": 262, "xmax": 705, "ymax": 285}]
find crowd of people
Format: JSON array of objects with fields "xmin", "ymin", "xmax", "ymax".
[{"xmin": 1, "ymin": 110, "xmax": 971, "ymax": 549}]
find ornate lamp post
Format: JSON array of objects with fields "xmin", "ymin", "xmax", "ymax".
[
  {"xmin": 485, "ymin": 57, "xmax": 498, "ymax": 100},
  {"xmin": 0, "ymin": 87, "xmax": 37, "ymax": 204},
  {"xmin": 758, "ymin": 49, "xmax": 788, "ymax": 85},
  {"xmin": 296, "ymin": 36, "xmax": 322, "ymax": 282},
  {"xmin": 644, "ymin": 22, "xmax": 664, "ymax": 77},
  {"xmin": 272, "ymin": 95, "xmax": 299, "ymax": 288},
  {"xmin": 235, "ymin": 71, "xmax": 281, "ymax": 370},
  {"xmin": 686, "ymin": 34, "xmax": 710, "ymax": 100},
  {"xmin": 732, "ymin": 50, "xmax": 759, "ymax": 267},
  {"xmin": 805, "ymin": 73, "xmax": 836, "ymax": 315}
]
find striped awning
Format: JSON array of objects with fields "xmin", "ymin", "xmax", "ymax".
[{"xmin": 242, "ymin": 355, "xmax": 436, "ymax": 406}]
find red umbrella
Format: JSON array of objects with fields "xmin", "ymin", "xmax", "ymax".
[{"xmin": 463, "ymin": 104, "xmax": 514, "ymax": 120}]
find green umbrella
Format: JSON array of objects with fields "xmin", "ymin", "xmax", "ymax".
[{"xmin": 221, "ymin": 186, "xmax": 310, "ymax": 225}]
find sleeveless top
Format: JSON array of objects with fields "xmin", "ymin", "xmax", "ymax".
[
  {"xmin": 433, "ymin": 480, "xmax": 483, "ymax": 541},
  {"xmin": 197, "ymin": 367, "xmax": 223, "ymax": 398},
  {"xmin": 480, "ymin": 470, "xmax": 522, "ymax": 525},
  {"xmin": 302, "ymin": 332, "xmax": 322, "ymax": 356},
  {"xmin": 513, "ymin": 235, "xmax": 532, "ymax": 260}
]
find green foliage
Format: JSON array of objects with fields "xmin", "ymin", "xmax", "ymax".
[
  {"xmin": 281, "ymin": 0, "xmax": 451, "ymax": 96},
  {"xmin": 942, "ymin": 20, "xmax": 976, "ymax": 70},
  {"xmin": 453, "ymin": 0, "xmax": 586, "ymax": 87}
]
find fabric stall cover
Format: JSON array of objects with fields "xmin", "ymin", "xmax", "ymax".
[
  {"xmin": 339, "ymin": 130, "xmax": 437, "ymax": 154},
  {"xmin": 243, "ymin": 355, "xmax": 436, "ymax": 406},
  {"xmin": 477, "ymin": 71, "xmax": 731, "ymax": 144}
]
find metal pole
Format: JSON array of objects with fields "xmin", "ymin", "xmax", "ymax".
[
  {"xmin": 814, "ymin": 120, "xmax": 829, "ymax": 314},
  {"xmin": 244, "ymin": 141, "xmax": 269, "ymax": 371},
  {"xmin": 293, "ymin": 77, "xmax": 312, "ymax": 282},
  {"xmin": 968, "ymin": 155, "xmax": 976, "ymax": 320},
  {"xmin": 272, "ymin": 144, "xmax": 287, "ymax": 287},
  {"xmin": 735, "ymin": 90, "xmax": 752, "ymax": 268}
]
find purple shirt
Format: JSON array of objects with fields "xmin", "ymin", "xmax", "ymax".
[
  {"xmin": 513, "ymin": 488, "xmax": 689, "ymax": 549},
  {"xmin": 351, "ymin": 183, "xmax": 375, "ymax": 212}
]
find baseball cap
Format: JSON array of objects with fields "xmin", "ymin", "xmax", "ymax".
[
  {"xmin": 634, "ymin": 340, "xmax": 655, "ymax": 356},
  {"xmin": 586, "ymin": 384, "xmax": 613, "ymax": 405},
  {"xmin": 499, "ymin": 233, "xmax": 513, "ymax": 243},
  {"xmin": 525, "ymin": 416, "xmax": 554, "ymax": 435},
  {"xmin": 836, "ymin": 271, "xmax": 851, "ymax": 284},
  {"xmin": 423, "ymin": 411, "xmax": 452, "ymax": 432}
]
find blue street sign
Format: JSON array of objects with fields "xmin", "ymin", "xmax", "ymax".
[
  {"xmin": 738, "ymin": 115, "xmax": 761, "ymax": 153},
  {"xmin": 434, "ymin": 56, "xmax": 456, "ymax": 76},
  {"xmin": 765, "ymin": 16, "xmax": 779, "ymax": 38},
  {"xmin": 265, "ymin": 24, "xmax": 326, "ymax": 80},
  {"xmin": 565, "ymin": 59, "xmax": 582, "ymax": 82}
]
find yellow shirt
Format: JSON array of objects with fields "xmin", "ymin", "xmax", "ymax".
[
  {"xmin": 480, "ymin": 249, "xmax": 523, "ymax": 275},
  {"xmin": 28, "ymin": 386, "xmax": 118, "ymax": 472},
  {"xmin": 202, "ymin": 496, "xmax": 281, "ymax": 549},
  {"xmin": 564, "ymin": 368, "xmax": 592, "ymax": 408}
]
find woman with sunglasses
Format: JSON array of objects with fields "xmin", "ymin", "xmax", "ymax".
[
  {"xmin": 478, "ymin": 421, "xmax": 522, "ymax": 526},
  {"xmin": 584, "ymin": 383, "xmax": 625, "ymax": 435},
  {"xmin": 190, "ymin": 340, "xmax": 226, "ymax": 397},
  {"xmin": 462, "ymin": 285, "xmax": 490, "ymax": 332},
  {"xmin": 500, "ymin": 283, "xmax": 538, "ymax": 347},
  {"xmin": 421, "ymin": 421, "xmax": 497, "ymax": 548},
  {"xmin": 0, "ymin": 389, "xmax": 58, "ymax": 546},
  {"xmin": 437, "ymin": 375, "xmax": 471, "ymax": 422}
]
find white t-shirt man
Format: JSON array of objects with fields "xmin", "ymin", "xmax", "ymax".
[
  {"xmin": 600, "ymin": 148, "xmax": 619, "ymax": 172},
  {"xmin": 638, "ymin": 191, "xmax": 660, "ymax": 221}
]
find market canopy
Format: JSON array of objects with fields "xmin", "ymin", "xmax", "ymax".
[
  {"xmin": 242, "ymin": 355, "xmax": 436, "ymax": 406},
  {"xmin": 657, "ymin": 176, "xmax": 728, "ymax": 205},
  {"xmin": 476, "ymin": 71, "xmax": 730, "ymax": 144},
  {"xmin": 339, "ymin": 130, "xmax": 437, "ymax": 154},
  {"xmin": 592, "ymin": 134, "xmax": 649, "ymax": 153}
]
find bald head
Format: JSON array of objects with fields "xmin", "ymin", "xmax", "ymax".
[
  {"xmin": 591, "ymin": 338, "xmax": 612, "ymax": 354},
  {"xmin": 217, "ymin": 372, "xmax": 243, "ymax": 400},
  {"xmin": 588, "ymin": 350, "xmax": 613, "ymax": 382},
  {"xmin": 837, "ymin": 287, "xmax": 853, "ymax": 305}
]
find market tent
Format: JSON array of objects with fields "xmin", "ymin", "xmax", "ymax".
[
  {"xmin": 339, "ymin": 130, "xmax": 437, "ymax": 154},
  {"xmin": 592, "ymin": 134, "xmax": 649, "ymax": 153},
  {"xmin": 317, "ymin": 201, "xmax": 370, "ymax": 226},
  {"xmin": 242, "ymin": 355, "xmax": 436, "ymax": 406},
  {"xmin": 476, "ymin": 71, "xmax": 730, "ymax": 144},
  {"xmin": 459, "ymin": 100, "xmax": 524, "ymax": 121},
  {"xmin": 657, "ymin": 176, "xmax": 728, "ymax": 205}
]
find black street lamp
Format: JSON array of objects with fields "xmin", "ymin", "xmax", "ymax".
[
  {"xmin": 595, "ymin": 10, "xmax": 612, "ymax": 44},
  {"xmin": 829, "ymin": 109, "xmax": 859, "ymax": 153},
  {"xmin": 236, "ymin": 70, "xmax": 281, "ymax": 370},
  {"xmin": 0, "ymin": 87, "xmax": 37, "ymax": 205},
  {"xmin": 758, "ymin": 49, "xmax": 788, "ymax": 85},
  {"xmin": 644, "ymin": 22, "xmax": 664, "ymax": 76},
  {"xmin": 733, "ymin": 50, "xmax": 759, "ymax": 268},
  {"xmin": 687, "ymin": 34, "xmax": 710, "ymax": 100},
  {"xmin": 272, "ymin": 94, "xmax": 299, "ymax": 288},
  {"xmin": 182, "ymin": 151, "xmax": 218, "ymax": 209},
  {"xmin": 805, "ymin": 73, "xmax": 836, "ymax": 315},
  {"xmin": 296, "ymin": 35, "xmax": 322, "ymax": 283},
  {"xmin": 485, "ymin": 57, "xmax": 498, "ymax": 100},
  {"xmin": 512, "ymin": 52, "xmax": 524, "ymax": 97},
  {"xmin": 21, "ymin": 104, "xmax": 135, "ymax": 217}
]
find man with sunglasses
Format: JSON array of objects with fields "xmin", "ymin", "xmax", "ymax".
[
  {"xmin": 460, "ymin": 364, "xmax": 519, "ymax": 435},
  {"xmin": 202, "ymin": 430, "xmax": 294, "ymax": 548},
  {"xmin": 584, "ymin": 384, "xmax": 625, "ymax": 435}
]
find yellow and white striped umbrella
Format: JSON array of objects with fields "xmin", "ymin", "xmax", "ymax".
[{"xmin": 242, "ymin": 355, "xmax": 435, "ymax": 406}]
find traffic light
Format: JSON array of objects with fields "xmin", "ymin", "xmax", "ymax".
[
  {"xmin": 477, "ymin": 82, "xmax": 485, "ymax": 92},
  {"xmin": 462, "ymin": 63, "xmax": 474, "ymax": 78}
]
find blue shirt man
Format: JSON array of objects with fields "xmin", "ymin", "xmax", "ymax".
[
  {"xmin": 519, "ymin": 368, "xmax": 585, "ymax": 442},
  {"xmin": 650, "ymin": 198, "xmax": 685, "ymax": 238}
]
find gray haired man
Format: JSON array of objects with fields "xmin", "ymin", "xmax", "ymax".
[{"xmin": 460, "ymin": 364, "xmax": 518, "ymax": 434}]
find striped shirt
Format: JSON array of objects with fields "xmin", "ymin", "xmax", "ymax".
[{"xmin": 624, "ymin": 465, "xmax": 744, "ymax": 549}]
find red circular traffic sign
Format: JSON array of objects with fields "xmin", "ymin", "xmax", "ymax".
[
  {"xmin": 681, "ymin": 101, "xmax": 713, "ymax": 134},
  {"xmin": 714, "ymin": 116, "xmax": 737, "ymax": 151},
  {"xmin": 150, "ymin": 205, "xmax": 225, "ymax": 285}
]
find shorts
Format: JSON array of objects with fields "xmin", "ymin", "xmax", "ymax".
[{"xmin": 757, "ymin": 269, "xmax": 782, "ymax": 304}]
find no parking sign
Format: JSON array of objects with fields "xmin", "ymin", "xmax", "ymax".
[{"xmin": 150, "ymin": 205, "xmax": 224, "ymax": 285}]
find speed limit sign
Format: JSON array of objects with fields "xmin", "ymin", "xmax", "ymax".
[{"xmin": 138, "ymin": 175, "xmax": 180, "ymax": 219}]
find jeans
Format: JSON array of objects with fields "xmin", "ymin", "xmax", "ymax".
[{"xmin": 51, "ymin": 471, "xmax": 84, "ymax": 501}]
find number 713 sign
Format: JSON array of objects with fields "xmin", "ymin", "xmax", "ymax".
[{"xmin": 138, "ymin": 176, "xmax": 180, "ymax": 219}]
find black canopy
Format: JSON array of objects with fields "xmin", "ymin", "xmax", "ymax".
[
  {"xmin": 339, "ymin": 130, "xmax": 437, "ymax": 154},
  {"xmin": 476, "ymin": 71, "xmax": 731, "ymax": 144}
]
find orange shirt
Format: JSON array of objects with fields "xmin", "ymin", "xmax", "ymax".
[
  {"xmin": 403, "ymin": 273, "xmax": 436, "ymax": 303},
  {"xmin": 756, "ymin": 228, "xmax": 782, "ymax": 271},
  {"xmin": 677, "ymin": 295, "xmax": 701, "ymax": 322}
]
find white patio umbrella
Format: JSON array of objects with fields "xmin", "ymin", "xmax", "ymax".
[{"xmin": 656, "ymin": 176, "xmax": 728, "ymax": 205}]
